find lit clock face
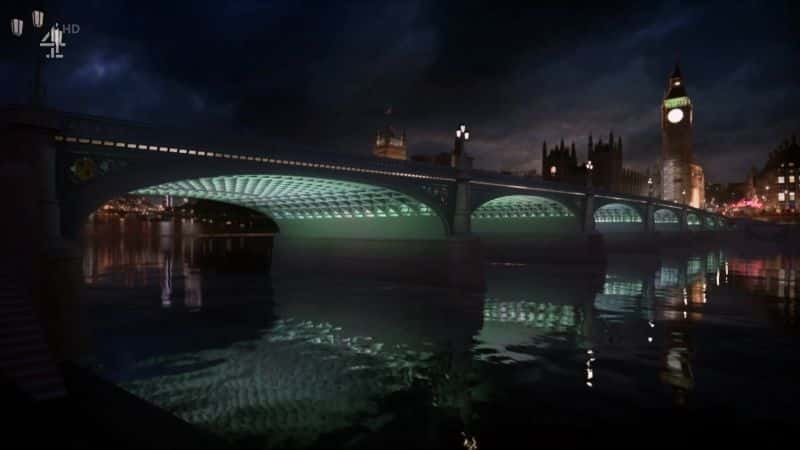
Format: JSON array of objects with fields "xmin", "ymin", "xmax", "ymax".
[{"xmin": 667, "ymin": 108, "xmax": 684, "ymax": 124}]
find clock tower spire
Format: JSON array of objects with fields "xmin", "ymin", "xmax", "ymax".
[
  {"xmin": 662, "ymin": 60, "xmax": 692, "ymax": 163},
  {"xmin": 660, "ymin": 60, "xmax": 703, "ymax": 207}
]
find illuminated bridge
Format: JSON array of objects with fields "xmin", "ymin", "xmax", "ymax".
[
  {"xmin": 0, "ymin": 105, "xmax": 737, "ymax": 399},
  {"xmin": 3, "ymin": 106, "xmax": 730, "ymax": 245}
]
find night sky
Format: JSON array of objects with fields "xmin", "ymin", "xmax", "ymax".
[{"xmin": 2, "ymin": 1, "xmax": 798, "ymax": 182}]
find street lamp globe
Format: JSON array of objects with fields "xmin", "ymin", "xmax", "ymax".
[
  {"xmin": 10, "ymin": 18, "xmax": 23, "ymax": 36},
  {"xmin": 32, "ymin": 10, "xmax": 44, "ymax": 28},
  {"xmin": 550, "ymin": 165, "xmax": 557, "ymax": 176},
  {"xmin": 464, "ymin": 131, "xmax": 470, "ymax": 141},
  {"xmin": 647, "ymin": 177, "xmax": 653, "ymax": 186},
  {"xmin": 460, "ymin": 124, "xmax": 466, "ymax": 133},
  {"xmin": 586, "ymin": 160, "xmax": 594, "ymax": 171}
]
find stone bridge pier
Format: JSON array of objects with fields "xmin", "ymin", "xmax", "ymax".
[
  {"xmin": 268, "ymin": 152, "xmax": 484, "ymax": 291},
  {"xmin": 3, "ymin": 123, "xmax": 87, "ymax": 363}
]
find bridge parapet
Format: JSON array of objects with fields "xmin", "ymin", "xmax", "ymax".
[
  {"xmin": 1, "ymin": 105, "xmax": 457, "ymax": 181},
  {"xmin": 2, "ymin": 105, "xmax": 730, "ymax": 235}
]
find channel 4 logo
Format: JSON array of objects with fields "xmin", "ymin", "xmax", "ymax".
[{"xmin": 40, "ymin": 22, "xmax": 80, "ymax": 59}]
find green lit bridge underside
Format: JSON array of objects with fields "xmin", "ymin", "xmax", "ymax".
[
  {"xmin": 132, "ymin": 176, "xmax": 722, "ymax": 239},
  {"xmin": 471, "ymin": 195, "xmax": 580, "ymax": 234},
  {"xmin": 134, "ymin": 175, "xmax": 435, "ymax": 220},
  {"xmin": 133, "ymin": 175, "xmax": 445, "ymax": 239},
  {"xmin": 472, "ymin": 195, "xmax": 573, "ymax": 219}
]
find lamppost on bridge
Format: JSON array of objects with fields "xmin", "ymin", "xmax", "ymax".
[
  {"xmin": 765, "ymin": 185, "xmax": 771, "ymax": 212},
  {"xmin": 682, "ymin": 189, "xmax": 687, "ymax": 205},
  {"xmin": 452, "ymin": 123, "xmax": 470, "ymax": 168},
  {"xmin": 9, "ymin": 5, "xmax": 52, "ymax": 107},
  {"xmin": 452, "ymin": 123, "xmax": 474, "ymax": 235},
  {"xmin": 586, "ymin": 160, "xmax": 594, "ymax": 190},
  {"xmin": 648, "ymin": 176, "xmax": 654, "ymax": 199}
]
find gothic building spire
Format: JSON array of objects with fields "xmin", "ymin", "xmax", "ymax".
[{"xmin": 671, "ymin": 60, "xmax": 682, "ymax": 79}]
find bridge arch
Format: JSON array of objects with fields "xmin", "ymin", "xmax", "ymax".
[
  {"xmin": 471, "ymin": 194, "xmax": 581, "ymax": 235},
  {"xmin": 593, "ymin": 202, "xmax": 645, "ymax": 233},
  {"xmin": 686, "ymin": 212, "xmax": 702, "ymax": 230},
  {"xmin": 63, "ymin": 161, "xmax": 452, "ymax": 240},
  {"xmin": 653, "ymin": 208, "xmax": 681, "ymax": 232},
  {"xmin": 132, "ymin": 175, "xmax": 448, "ymax": 239}
]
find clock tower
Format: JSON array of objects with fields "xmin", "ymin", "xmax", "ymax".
[{"xmin": 661, "ymin": 62, "xmax": 701, "ymax": 206}]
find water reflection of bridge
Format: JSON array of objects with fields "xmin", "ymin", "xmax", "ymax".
[
  {"xmin": 474, "ymin": 250, "xmax": 729, "ymax": 406},
  {"xmin": 2, "ymin": 105, "xmax": 742, "ymax": 397},
  {"xmin": 78, "ymin": 229, "xmax": 800, "ymax": 441}
]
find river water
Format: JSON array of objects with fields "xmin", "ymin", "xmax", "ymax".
[{"xmin": 81, "ymin": 219, "xmax": 800, "ymax": 448}]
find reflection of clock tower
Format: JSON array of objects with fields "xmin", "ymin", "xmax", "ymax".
[{"xmin": 661, "ymin": 62, "xmax": 702, "ymax": 206}]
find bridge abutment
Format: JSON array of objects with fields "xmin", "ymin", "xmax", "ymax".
[
  {"xmin": 4, "ymin": 123, "xmax": 89, "ymax": 363},
  {"xmin": 645, "ymin": 201, "xmax": 655, "ymax": 232},
  {"xmin": 582, "ymin": 193, "xmax": 595, "ymax": 232},
  {"xmin": 679, "ymin": 208, "xmax": 688, "ymax": 232},
  {"xmin": 451, "ymin": 157, "xmax": 473, "ymax": 235}
]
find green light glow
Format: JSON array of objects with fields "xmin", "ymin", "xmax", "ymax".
[
  {"xmin": 687, "ymin": 258, "xmax": 702, "ymax": 276},
  {"xmin": 472, "ymin": 195, "xmax": 574, "ymax": 219},
  {"xmin": 594, "ymin": 203, "xmax": 643, "ymax": 224},
  {"xmin": 664, "ymin": 96, "xmax": 690, "ymax": 109},
  {"xmin": 656, "ymin": 267, "xmax": 680, "ymax": 288},
  {"xmin": 120, "ymin": 317, "xmax": 440, "ymax": 446},
  {"xmin": 654, "ymin": 209, "xmax": 679, "ymax": 224},
  {"xmin": 471, "ymin": 195, "xmax": 580, "ymax": 234},
  {"xmin": 482, "ymin": 300, "xmax": 580, "ymax": 331},
  {"xmin": 133, "ymin": 175, "xmax": 435, "ymax": 221},
  {"xmin": 603, "ymin": 279, "xmax": 644, "ymax": 296},
  {"xmin": 687, "ymin": 213, "xmax": 701, "ymax": 226}
]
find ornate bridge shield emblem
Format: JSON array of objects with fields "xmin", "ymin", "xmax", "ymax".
[{"xmin": 69, "ymin": 157, "xmax": 97, "ymax": 183}]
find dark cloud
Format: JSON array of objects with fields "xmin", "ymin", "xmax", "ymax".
[{"xmin": 2, "ymin": 0, "xmax": 798, "ymax": 182}]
